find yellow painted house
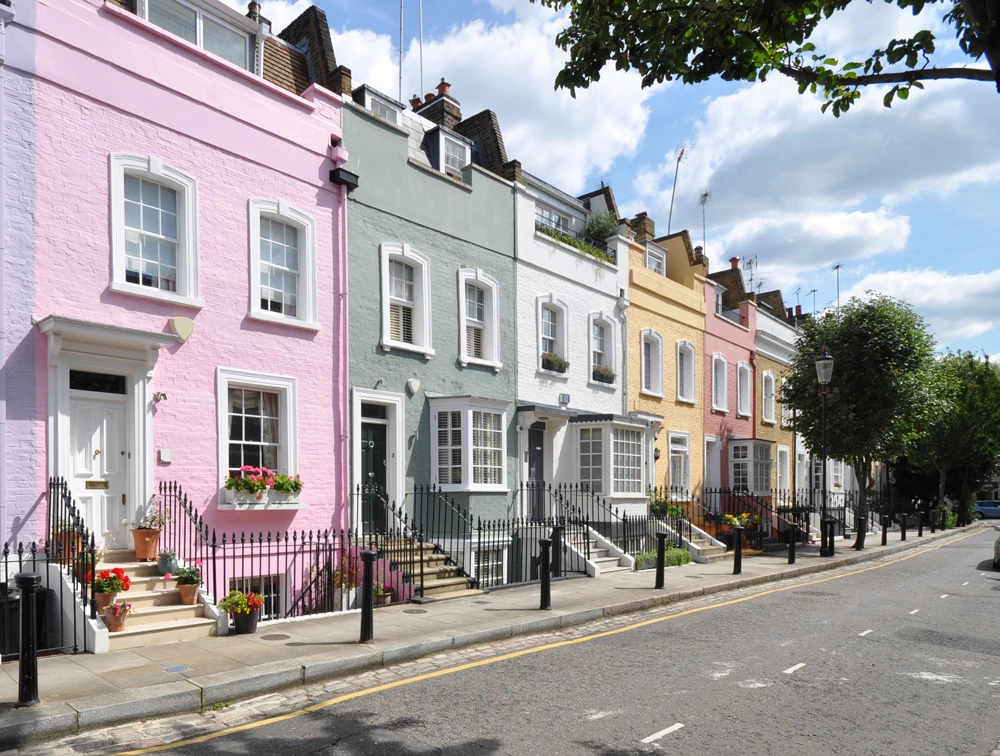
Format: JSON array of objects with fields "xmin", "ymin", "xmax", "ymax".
[{"xmin": 625, "ymin": 213, "xmax": 707, "ymax": 497}]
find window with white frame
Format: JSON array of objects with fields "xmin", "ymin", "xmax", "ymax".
[
  {"xmin": 473, "ymin": 546, "xmax": 507, "ymax": 588},
  {"xmin": 732, "ymin": 443, "xmax": 749, "ymax": 490},
  {"xmin": 537, "ymin": 296, "xmax": 569, "ymax": 372},
  {"xmin": 762, "ymin": 371, "xmax": 776, "ymax": 423},
  {"xmin": 249, "ymin": 199, "xmax": 317, "ymax": 329},
  {"xmin": 230, "ymin": 574, "xmax": 285, "ymax": 621},
  {"xmin": 458, "ymin": 269, "xmax": 501, "ymax": 370},
  {"xmin": 578, "ymin": 427, "xmax": 603, "ymax": 494},
  {"xmin": 677, "ymin": 341, "xmax": 696, "ymax": 403},
  {"xmin": 813, "ymin": 457, "xmax": 823, "ymax": 489},
  {"xmin": 613, "ymin": 428, "xmax": 643, "ymax": 494},
  {"xmin": 217, "ymin": 367, "xmax": 297, "ymax": 488},
  {"xmin": 777, "ymin": 447, "xmax": 790, "ymax": 491},
  {"xmin": 737, "ymin": 362, "xmax": 751, "ymax": 416},
  {"xmin": 142, "ymin": 0, "xmax": 253, "ymax": 70},
  {"xmin": 645, "ymin": 246, "xmax": 665, "ymax": 275},
  {"xmin": 430, "ymin": 398, "xmax": 507, "ymax": 492},
  {"xmin": 712, "ymin": 354, "xmax": 728, "ymax": 411},
  {"xmin": 753, "ymin": 443, "xmax": 772, "ymax": 493},
  {"xmin": 669, "ymin": 432, "xmax": 691, "ymax": 491},
  {"xmin": 380, "ymin": 243, "xmax": 433, "ymax": 357},
  {"xmin": 536, "ymin": 205, "xmax": 571, "ymax": 232},
  {"xmin": 832, "ymin": 459, "xmax": 844, "ymax": 488},
  {"xmin": 110, "ymin": 154, "xmax": 200, "ymax": 306},
  {"xmin": 589, "ymin": 313, "xmax": 616, "ymax": 385},
  {"xmin": 781, "ymin": 378, "xmax": 793, "ymax": 427},
  {"xmin": 715, "ymin": 289, "xmax": 724, "ymax": 315},
  {"xmin": 641, "ymin": 329, "xmax": 664, "ymax": 396}
]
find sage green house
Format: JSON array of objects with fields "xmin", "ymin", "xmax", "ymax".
[{"xmin": 342, "ymin": 80, "xmax": 520, "ymax": 525}]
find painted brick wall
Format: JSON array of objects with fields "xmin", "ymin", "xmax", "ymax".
[
  {"xmin": 755, "ymin": 354, "xmax": 796, "ymax": 489},
  {"xmin": 6, "ymin": 0, "xmax": 349, "ymax": 542}
]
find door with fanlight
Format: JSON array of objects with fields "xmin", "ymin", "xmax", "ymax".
[{"xmin": 67, "ymin": 370, "xmax": 131, "ymax": 550}]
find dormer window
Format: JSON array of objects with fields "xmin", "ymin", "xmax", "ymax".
[
  {"xmin": 369, "ymin": 94, "xmax": 400, "ymax": 125},
  {"xmin": 141, "ymin": 0, "xmax": 254, "ymax": 71},
  {"xmin": 715, "ymin": 289, "xmax": 724, "ymax": 314},
  {"xmin": 442, "ymin": 135, "xmax": 471, "ymax": 177}
]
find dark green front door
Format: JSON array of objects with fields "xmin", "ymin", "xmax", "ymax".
[{"xmin": 361, "ymin": 422, "xmax": 387, "ymax": 531}]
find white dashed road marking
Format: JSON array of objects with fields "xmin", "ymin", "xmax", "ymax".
[
  {"xmin": 910, "ymin": 609, "xmax": 919, "ymax": 614},
  {"xmin": 962, "ymin": 582, "xmax": 969, "ymax": 586},
  {"xmin": 940, "ymin": 594, "xmax": 949, "ymax": 599},
  {"xmin": 783, "ymin": 663, "xmax": 806, "ymax": 674},
  {"xmin": 859, "ymin": 629, "xmax": 873, "ymax": 636},
  {"xmin": 641, "ymin": 723, "xmax": 684, "ymax": 743}
]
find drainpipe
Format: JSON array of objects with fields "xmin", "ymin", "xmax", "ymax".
[
  {"xmin": 339, "ymin": 179, "xmax": 350, "ymax": 530},
  {"xmin": 0, "ymin": 1, "xmax": 16, "ymax": 546},
  {"xmin": 511, "ymin": 181, "xmax": 520, "ymax": 488}
]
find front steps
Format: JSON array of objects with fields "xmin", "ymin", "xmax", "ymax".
[
  {"xmin": 566, "ymin": 531, "xmax": 631, "ymax": 574},
  {"xmin": 98, "ymin": 551, "xmax": 216, "ymax": 651},
  {"xmin": 391, "ymin": 542, "xmax": 482, "ymax": 602},
  {"xmin": 688, "ymin": 533, "xmax": 732, "ymax": 563}
]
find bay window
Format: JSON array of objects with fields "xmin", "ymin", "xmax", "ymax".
[
  {"xmin": 430, "ymin": 397, "xmax": 508, "ymax": 492},
  {"xmin": 575, "ymin": 422, "xmax": 647, "ymax": 497}
]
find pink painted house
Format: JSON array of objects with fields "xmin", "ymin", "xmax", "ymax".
[
  {"xmin": 1, "ymin": 0, "xmax": 351, "ymax": 556},
  {"xmin": 703, "ymin": 258, "xmax": 760, "ymax": 496}
]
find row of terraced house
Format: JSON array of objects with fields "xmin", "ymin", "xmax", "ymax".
[{"xmin": 0, "ymin": 0, "xmax": 865, "ymax": 652}]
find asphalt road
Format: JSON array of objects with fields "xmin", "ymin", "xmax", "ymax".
[{"xmin": 142, "ymin": 529, "xmax": 1000, "ymax": 755}]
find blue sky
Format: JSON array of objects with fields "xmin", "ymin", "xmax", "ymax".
[{"xmin": 245, "ymin": 0, "xmax": 1000, "ymax": 357}]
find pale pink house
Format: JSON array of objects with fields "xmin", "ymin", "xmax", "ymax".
[
  {"xmin": 703, "ymin": 259, "xmax": 759, "ymax": 494},
  {"xmin": 1, "ymin": 0, "xmax": 351, "ymax": 551}
]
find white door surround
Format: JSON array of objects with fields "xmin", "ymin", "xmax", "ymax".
[
  {"xmin": 704, "ymin": 435, "xmax": 721, "ymax": 490},
  {"xmin": 350, "ymin": 387, "xmax": 405, "ymax": 529},
  {"xmin": 37, "ymin": 315, "xmax": 176, "ymax": 547}
]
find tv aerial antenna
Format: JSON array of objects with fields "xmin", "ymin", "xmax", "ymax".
[
  {"xmin": 666, "ymin": 143, "xmax": 691, "ymax": 235},
  {"xmin": 742, "ymin": 254, "xmax": 758, "ymax": 293},
  {"xmin": 808, "ymin": 288, "xmax": 818, "ymax": 315},
  {"xmin": 699, "ymin": 186, "xmax": 712, "ymax": 253}
]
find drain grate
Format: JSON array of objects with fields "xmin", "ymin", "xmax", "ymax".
[
  {"xmin": 403, "ymin": 608, "xmax": 428, "ymax": 614},
  {"xmin": 260, "ymin": 634, "xmax": 291, "ymax": 641}
]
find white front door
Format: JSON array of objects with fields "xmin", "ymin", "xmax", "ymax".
[{"xmin": 69, "ymin": 391, "xmax": 130, "ymax": 549}]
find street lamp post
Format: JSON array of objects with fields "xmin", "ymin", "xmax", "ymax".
[{"xmin": 815, "ymin": 350, "xmax": 834, "ymax": 557}]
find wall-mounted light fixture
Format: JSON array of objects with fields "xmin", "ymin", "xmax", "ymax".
[{"xmin": 153, "ymin": 392, "xmax": 168, "ymax": 402}]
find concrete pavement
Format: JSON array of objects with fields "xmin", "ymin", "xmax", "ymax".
[{"xmin": 0, "ymin": 523, "xmax": 989, "ymax": 749}]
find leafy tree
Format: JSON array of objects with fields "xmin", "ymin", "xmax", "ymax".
[
  {"xmin": 784, "ymin": 293, "xmax": 934, "ymax": 549},
  {"xmin": 535, "ymin": 0, "xmax": 1000, "ymax": 115},
  {"xmin": 906, "ymin": 352, "xmax": 1000, "ymax": 523}
]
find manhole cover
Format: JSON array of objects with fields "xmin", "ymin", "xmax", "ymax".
[
  {"xmin": 260, "ymin": 634, "xmax": 291, "ymax": 641},
  {"xmin": 473, "ymin": 600, "xmax": 491, "ymax": 604},
  {"xmin": 403, "ymin": 609, "xmax": 428, "ymax": 614},
  {"xmin": 162, "ymin": 664, "xmax": 189, "ymax": 673}
]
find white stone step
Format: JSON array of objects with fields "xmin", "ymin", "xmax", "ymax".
[{"xmin": 107, "ymin": 616, "xmax": 217, "ymax": 651}]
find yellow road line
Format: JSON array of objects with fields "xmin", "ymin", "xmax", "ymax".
[{"xmin": 109, "ymin": 528, "xmax": 985, "ymax": 756}]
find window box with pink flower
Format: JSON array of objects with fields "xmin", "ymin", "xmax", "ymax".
[{"xmin": 221, "ymin": 467, "xmax": 307, "ymax": 510}]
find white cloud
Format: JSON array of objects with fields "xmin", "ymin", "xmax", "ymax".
[
  {"xmin": 221, "ymin": 0, "xmax": 311, "ymax": 34},
  {"xmin": 331, "ymin": 13, "xmax": 658, "ymax": 193},
  {"xmin": 843, "ymin": 268, "xmax": 1000, "ymax": 346}
]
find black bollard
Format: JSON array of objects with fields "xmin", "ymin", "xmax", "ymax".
[
  {"xmin": 930, "ymin": 510, "xmax": 937, "ymax": 534},
  {"xmin": 550, "ymin": 525, "xmax": 564, "ymax": 579},
  {"xmin": 820, "ymin": 516, "xmax": 829, "ymax": 557},
  {"xmin": 827, "ymin": 520, "xmax": 836, "ymax": 557},
  {"xmin": 733, "ymin": 527, "xmax": 743, "ymax": 575},
  {"xmin": 941, "ymin": 508, "xmax": 947, "ymax": 531},
  {"xmin": 788, "ymin": 525, "xmax": 797, "ymax": 565},
  {"xmin": 16, "ymin": 573, "xmax": 41, "ymax": 708},
  {"xmin": 918, "ymin": 513, "xmax": 924, "ymax": 537},
  {"xmin": 881, "ymin": 516, "xmax": 889, "ymax": 546},
  {"xmin": 539, "ymin": 538, "xmax": 552, "ymax": 610},
  {"xmin": 359, "ymin": 551, "xmax": 376, "ymax": 644},
  {"xmin": 900, "ymin": 514, "xmax": 907, "ymax": 541},
  {"xmin": 655, "ymin": 532, "xmax": 667, "ymax": 589}
]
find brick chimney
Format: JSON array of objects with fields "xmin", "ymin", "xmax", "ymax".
[
  {"xmin": 795, "ymin": 304, "xmax": 803, "ymax": 317},
  {"xmin": 414, "ymin": 77, "xmax": 462, "ymax": 129},
  {"xmin": 786, "ymin": 307, "xmax": 793, "ymax": 319},
  {"xmin": 729, "ymin": 256, "xmax": 740, "ymax": 270},
  {"xmin": 629, "ymin": 212, "xmax": 655, "ymax": 242}
]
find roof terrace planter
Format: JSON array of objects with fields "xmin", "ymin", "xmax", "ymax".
[
  {"xmin": 591, "ymin": 365, "xmax": 616, "ymax": 384},
  {"xmin": 541, "ymin": 352, "xmax": 569, "ymax": 373},
  {"xmin": 534, "ymin": 218, "xmax": 616, "ymax": 265}
]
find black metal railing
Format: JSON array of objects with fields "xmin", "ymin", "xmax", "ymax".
[
  {"xmin": 534, "ymin": 210, "xmax": 617, "ymax": 265},
  {"xmin": 473, "ymin": 515, "xmax": 591, "ymax": 588}
]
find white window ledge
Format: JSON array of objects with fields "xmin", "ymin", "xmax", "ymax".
[
  {"xmin": 437, "ymin": 484, "xmax": 508, "ymax": 494},
  {"xmin": 640, "ymin": 389, "xmax": 664, "ymax": 399},
  {"xmin": 676, "ymin": 398, "xmax": 697, "ymax": 406},
  {"xmin": 737, "ymin": 412, "xmax": 751, "ymax": 419},
  {"xmin": 537, "ymin": 368, "xmax": 570, "ymax": 380},
  {"xmin": 712, "ymin": 406, "xmax": 728, "ymax": 414},
  {"xmin": 249, "ymin": 310, "xmax": 321, "ymax": 332},
  {"xmin": 587, "ymin": 380, "xmax": 617, "ymax": 391},
  {"xmin": 110, "ymin": 280, "xmax": 204, "ymax": 310},
  {"xmin": 381, "ymin": 340, "xmax": 435, "ymax": 358},
  {"xmin": 460, "ymin": 356, "xmax": 503, "ymax": 373}
]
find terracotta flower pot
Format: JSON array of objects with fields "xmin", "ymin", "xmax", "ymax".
[
  {"xmin": 373, "ymin": 592, "xmax": 392, "ymax": 606},
  {"xmin": 178, "ymin": 584, "xmax": 200, "ymax": 605},
  {"xmin": 95, "ymin": 591, "xmax": 117, "ymax": 613},
  {"xmin": 104, "ymin": 610, "xmax": 127, "ymax": 633},
  {"xmin": 132, "ymin": 528, "xmax": 161, "ymax": 561},
  {"xmin": 232, "ymin": 609, "xmax": 260, "ymax": 635}
]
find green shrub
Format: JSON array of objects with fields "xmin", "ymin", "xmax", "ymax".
[
  {"xmin": 632, "ymin": 547, "xmax": 691, "ymax": 570},
  {"xmin": 666, "ymin": 548, "xmax": 692, "ymax": 567},
  {"xmin": 582, "ymin": 210, "xmax": 619, "ymax": 243},
  {"xmin": 535, "ymin": 222, "xmax": 615, "ymax": 264}
]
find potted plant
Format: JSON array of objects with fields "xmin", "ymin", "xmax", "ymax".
[
  {"xmin": 333, "ymin": 557, "xmax": 361, "ymax": 611},
  {"xmin": 218, "ymin": 589, "xmax": 264, "ymax": 634},
  {"xmin": 269, "ymin": 472, "xmax": 304, "ymax": 507},
  {"xmin": 723, "ymin": 512, "xmax": 761, "ymax": 529},
  {"xmin": 541, "ymin": 352, "xmax": 569, "ymax": 374},
  {"xmin": 372, "ymin": 582, "xmax": 393, "ymax": 606},
  {"xmin": 173, "ymin": 563, "xmax": 202, "ymax": 605},
  {"xmin": 157, "ymin": 550, "xmax": 179, "ymax": 576},
  {"xmin": 224, "ymin": 466, "xmax": 270, "ymax": 507},
  {"xmin": 94, "ymin": 567, "xmax": 131, "ymax": 613},
  {"xmin": 591, "ymin": 364, "xmax": 616, "ymax": 384},
  {"xmin": 127, "ymin": 495, "xmax": 170, "ymax": 562},
  {"xmin": 103, "ymin": 601, "xmax": 133, "ymax": 633}
]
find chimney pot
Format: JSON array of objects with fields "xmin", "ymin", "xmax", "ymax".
[
  {"xmin": 694, "ymin": 245, "xmax": 703, "ymax": 255},
  {"xmin": 424, "ymin": 92, "xmax": 435, "ymax": 103},
  {"xmin": 729, "ymin": 256, "xmax": 740, "ymax": 270},
  {"xmin": 409, "ymin": 95, "xmax": 423, "ymax": 110},
  {"xmin": 436, "ymin": 78, "xmax": 451, "ymax": 96},
  {"xmin": 795, "ymin": 305, "xmax": 802, "ymax": 317}
]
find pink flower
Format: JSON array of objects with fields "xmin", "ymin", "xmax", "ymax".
[
  {"xmin": 164, "ymin": 573, "xmax": 173, "ymax": 580},
  {"xmin": 265, "ymin": 478, "xmax": 275, "ymax": 487},
  {"xmin": 195, "ymin": 559, "xmax": 203, "ymax": 567}
]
